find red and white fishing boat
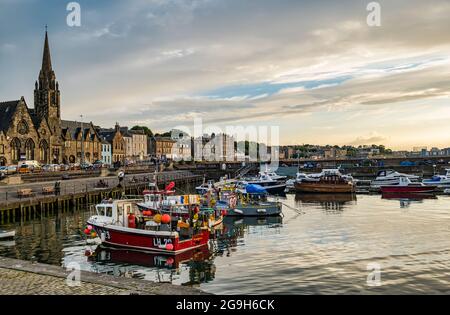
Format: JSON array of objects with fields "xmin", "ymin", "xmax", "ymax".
[
  {"xmin": 381, "ymin": 176, "xmax": 437, "ymax": 194},
  {"xmin": 87, "ymin": 199, "xmax": 210, "ymax": 254}
]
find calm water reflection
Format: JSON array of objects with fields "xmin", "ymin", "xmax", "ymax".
[{"xmin": 2, "ymin": 194, "xmax": 450, "ymax": 294}]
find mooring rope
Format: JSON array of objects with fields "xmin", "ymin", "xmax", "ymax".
[{"xmin": 280, "ymin": 202, "xmax": 305, "ymax": 215}]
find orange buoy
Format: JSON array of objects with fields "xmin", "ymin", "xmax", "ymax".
[
  {"xmin": 154, "ymin": 214, "xmax": 162, "ymax": 223},
  {"xmin": 161, "ymin": 214, "xmax": 171, "ymax": 224}
]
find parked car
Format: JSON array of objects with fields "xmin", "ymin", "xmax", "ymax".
[
  {"xmin": 18, "ymin": 164, "xmax": 31, "ymax": 174},
  {"xmin": 0, "ymin": 166, "xmax": 7, "ymax": 175},
  {"xmin": 69, "ymin": 163, "xmax": 80, "ymax": 170},
  {"xmin": 59, "ymin": 164, "xmax": 70, "ymax": 171},
  {"xmin": 93, "ymin": 160, "xmax": 105, "ymax": 169},
  {"xmin": 80, "ymin": 162, "xmax": 93, "ymax": 170},
  {"xmin": 42, "ymin": 164, "xmax": 60, "ymax": 172},
  {"xmin": 6, "ymin": 165, "xmax": 17, "ymax": 174},
  {"xmin": 18, "ymin": 160, "xmax": 41, "ymax": 171}
]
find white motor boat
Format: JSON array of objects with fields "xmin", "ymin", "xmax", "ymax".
[
  {"xmin": 239, "ymin": 173, "xmax": 287, "ymax": 195},
  {"xmin": 422, "ymin": 169, "xmax": 450, "ymax": 188},
  {"xmin": 258, "ymin": 165, "xmax": 287, "ymax": 182},
  {"xmin": 370, "ymin": 170, "xmax": 420, "ymax": 190},
  {"xmin": 0, "ymin": 230, "xmax": 15, "ymax": 240},
  {"xmin": 195, "ymin": 180, "xmax": 215, "ymax": 194}
]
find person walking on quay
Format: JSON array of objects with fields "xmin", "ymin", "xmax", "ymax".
[{"xmin": 117, "ymin": 170, "xmax": 125, "ymax": 188}]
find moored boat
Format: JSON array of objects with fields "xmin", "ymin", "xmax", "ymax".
[
  {"xmin": 295, "ymin": 173, "xmax": 355, "ymax": 193},
  {"xmin": 215, "ymin": 184, "xmax": 282, "ymax": 216},
  {"xmin": 196, "ymin": 180, "xmax": 215, "ymax": 194},
  {"xmin": 370, "ymin": 170, "xmax": 420, "ymax": 191},
  {"xmin": 0, "ymin": 230, "xmax": 15, "ymax": 240},
  {"xmin": 89, "ymin": 244, "xmax": 211, "ymax": 269},
  {"xmin": 237, "ymin": 174, "xmax": 286, "ymax": 195},
  {"xmin": 241, "ymin": 165, "xmax": 287, "ymax": 195},
  {"xmin": 87, "ymin": 199, "xmax": 210, "ymax": 254},
  {"xmin": 381, "ymin": 176, "xmax": 437, "ymax": 194},
  {"xmin": 422, "ymin": 169, "xmax": 450, "ymax": 188}
]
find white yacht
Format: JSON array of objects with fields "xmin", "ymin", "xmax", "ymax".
[
  {"xmin": 370, "ymin": 170, "xmax": 420, "ymax": 190},
  {"xmin": 240, "ymin": 173, "xmax": 287, "ymax": 195},
  {"xmin": 422, "ymin": 169, "xmax": 450, "ymax": 188},
  {"xmin": 258, "ymin": 165, "xmax": 287, "ymax": 182}
]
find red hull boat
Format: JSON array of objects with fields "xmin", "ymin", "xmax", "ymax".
[
  {"xmin": 89, "ymin": 245, "xmax": 211, "ymax": 269},
  {"xmin": 380, "ymin": 176, "xmax": 437, "ymax": 194},
  {"xmin": 381, "ymin": 186, "xmax": 437, "ymax": 194},
  {"xmin": 91, "ymin": 223, "xmax": 210, "ymax": 254},
  {"xmin": 87, "ymin": 199, "xmax": 210, "ymax": 255}
]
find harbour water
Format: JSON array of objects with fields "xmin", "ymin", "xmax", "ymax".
[{"xmin": 1, "ymin": 193, "xmax": 450, "ymax": 294}]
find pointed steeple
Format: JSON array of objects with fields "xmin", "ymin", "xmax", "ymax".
[{"xmin": 41, "ymin": 28, "xmax": 53, "ymax": 73}]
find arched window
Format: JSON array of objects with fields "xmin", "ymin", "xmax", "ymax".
[
  {"xmin": 39, "ymin": 140, "xmax": 49, "ymax": 163},
  {"xmin": 0, "ymin": 157, "xmax": 6, "ymax": 166},
  {"xmin": 25, "ymin": 139, "xmax": 35, "ymax": 160},
  {"xmin": 11, "ymin": 138, "xmax": 21, "ymax": 162}
]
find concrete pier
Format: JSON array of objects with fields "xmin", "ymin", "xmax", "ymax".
[{"xmin": 0, "ymin": 170, "xmax": 203, "ymax": 223}]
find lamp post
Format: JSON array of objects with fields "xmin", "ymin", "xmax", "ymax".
[{"xmin": 80, "ymin": 115, "xmax": 84, "ymax": 166}]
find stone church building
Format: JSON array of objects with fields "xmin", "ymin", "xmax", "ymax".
[{"xmin": 0, "ymin": 31, "xmax": 102, "ymax": 166}]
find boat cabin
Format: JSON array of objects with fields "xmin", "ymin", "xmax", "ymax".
[{"xmin": 93, "ymin": 199, "xmax": 141, "ymax": 227}]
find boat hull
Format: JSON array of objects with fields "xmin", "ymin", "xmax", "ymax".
[
  {"xmin": 225, "ymin": 203, "xmax": 282, "ymax": 216},
  {"xmin": 295, "ymin": 182, "xmax": 355, "ymax": 193},
  {"xmin": 244, "ymin": 181, "xmax": 287, "ymax": 195},
  {"xmin": 422, "ymin": 180, "xmax": 450, "ymax": 188},
  {"xmin": 90, "ymin": 244, "xmax": 211, "ymax": 269},
  {"xmin": 263, "ymin": 184, "xmax": 287, "ymax": 195},
  {"xmin": 381, "ymin": 186, "xmax": 437, "ymax": 194},
  {"xmin": 0, "ymin": 230, "xmax": 15, "ymax": 239},
  {"xmin": 88, "ymin": 222, "xmax": 209, "ymax": 255}
]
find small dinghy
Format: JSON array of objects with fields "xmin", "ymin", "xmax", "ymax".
[{"xmin": 0, "ymin": 230, "xmax": 15, "ymax": 240}]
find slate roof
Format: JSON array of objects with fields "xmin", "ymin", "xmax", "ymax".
[
  {"xmin": 120, "ymin": 127, "xmax": 132, "ymax": 137},
  {"xmin": 0, "ymin": 100, "xmax": 20, "ymax": 133},
  {"xmin": 61, "ymin": 120, "xmax": 99, "ymax": 141},
  {"xmin": 98, "ymin": 129, "xmax": 116, "ymax": 143}
]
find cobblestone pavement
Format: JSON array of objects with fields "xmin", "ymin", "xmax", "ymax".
[
  {"xmin": 0, "ymin": 267, "xmax": 128, "ymax": 295},
  {"xmin": 0, "ymin": 257, "xmax": 206, "ymax": 295}
]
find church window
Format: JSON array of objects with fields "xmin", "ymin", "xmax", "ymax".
[
  {"xmin": 11, "ymin": 138, "xmax": 21, "ymax": 162},
  {"xmin": 17, "ymin": 120, "xmax": 29, "ymax": 135},
  {"xmin": 25, "ymin": 139, "xmax": 35, "ymax": 160}
]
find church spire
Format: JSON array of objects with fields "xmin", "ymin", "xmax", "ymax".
[{"xmin": 41, "ymin": 27, "xmax": 53, "ymax": 73}]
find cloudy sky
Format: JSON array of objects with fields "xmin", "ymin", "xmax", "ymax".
[{"xmin": 0, "ymin": 0, "xmax": 449, "ymax": 150}]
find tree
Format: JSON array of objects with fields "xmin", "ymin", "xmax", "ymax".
[
  {"xmin": 131, "ymin": 125, "xmax": 153, "ymax": 137},
  {"xmin": 154, "ymin": 131, "xmax": 171, "ymax": 137}
]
